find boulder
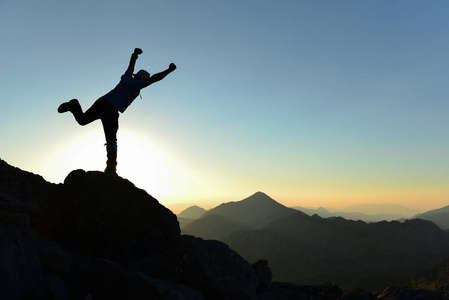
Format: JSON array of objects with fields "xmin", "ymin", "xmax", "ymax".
[
  {"xmin": 252, "ymin": 259, "xmax": 272, "ymax": 289},
  {"xmin": 131, "ymin": 235, "xmax": 260, "ymax": 300},
  {"xmin": 0, "ymin": 230, "xmax": 45, "ymax": 300},
  {"xmin": 86, "ymin": 258, "xmax": 205, "ymax": 300},
  {"xmin": 39, "ymin": 170, "xmax": 180, "ymax": 261},
  {"xmin": 176, "ymin": 238, "xmax": 260, "ymax": 300}
]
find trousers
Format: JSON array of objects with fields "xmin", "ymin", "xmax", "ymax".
[{"xmin": 70, "ymin": 97, "xmax": 119, "ymax": 169}]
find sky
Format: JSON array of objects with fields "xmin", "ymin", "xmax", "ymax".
[{"xmin": 1, "ymin": 0, "xmax": 448, "ymax": 213}]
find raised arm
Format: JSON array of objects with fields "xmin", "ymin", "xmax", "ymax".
[
  {"xmin": 142, "ymin": 63, "xmax": 177, "ymax": 88},
  {"xmin": 127, "ymin": 48, "xmax": 143, "ymax": 73}
]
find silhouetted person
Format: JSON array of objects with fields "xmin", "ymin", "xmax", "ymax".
[{"xmin": 58, "ymin": 48, "xmax": 177, "ymax": 174}]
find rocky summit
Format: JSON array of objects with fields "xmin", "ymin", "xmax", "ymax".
[
  {"xmin": 1, "ymin": 158, "xmax": 448, "ymax": 300},
  {"xmin": 39, "ymin": 169, "xmax": 180, "ymax": 261}
]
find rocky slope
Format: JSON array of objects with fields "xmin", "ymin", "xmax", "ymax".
[
  {"xmin": 1, "ymin": 158, "xmax": 448, "ymax": 299},
  {"xmin": 407, "ymin": 257, "xmax": 449, "ymax": 295}
]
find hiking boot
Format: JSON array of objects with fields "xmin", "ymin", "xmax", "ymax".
[
  {"xmin": 58, "ymin": 99, "xmax": 80, "ymax": 113},
  {"xmin": 104, "ymin": 143, "xmax": 118, "ymax": 175},
  {"xmin": 104, "ymin": 162, "xmax": 117, "ymax": 175}
]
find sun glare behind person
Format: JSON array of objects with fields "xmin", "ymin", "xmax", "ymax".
[
  {"xmin": 43, "ymin": 129, "xmax": 173, "ymax": 199},
  {"xmin": 115, "ymin": 130, "xmax": 177, "ymax": 199}
]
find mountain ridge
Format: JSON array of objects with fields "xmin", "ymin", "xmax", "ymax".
[
  {"xmin": 184, "ymin": 191, "xmax": 300, "ymax": 232},
  {"xmin": 340, "ymin": 203, "xmax": 422, "ymax": 217},
  {"xmin": 2, "ymin": 158, "xmax": 448, "ymax": 299},
  {"xmin": 181, "ymin": 191, "xmax": 449, "ymax": 291},
  {"xmin": 291, "ymin": 206, "xmax": 408, "ymax": 222},
  {"xmin": 178, "ymin": 196, "xmax": 432, "ymax": 224},
  {"xmin": 413, "ymin": 205, "xmax": 449, "ymax": 230}
]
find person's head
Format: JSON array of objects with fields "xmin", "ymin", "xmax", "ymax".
[{"xmin": 134, "ymin": 69, "xmax": 150, "ymax": 80}]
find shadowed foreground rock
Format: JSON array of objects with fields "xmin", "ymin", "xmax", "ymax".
[
  {"xmin": 129, "ymin": 235, "xmax": 260, "ymax": 299},
  {"xmin": 0, "ymin": 159, "xmax": 55, "ymax": 233},
  {"xmin": 39, "ymin": 169, "xmax": 180, "ymax": 261},
  {"xmin": 1, "ymin": 160, "xmax": 448, "ymax": 300},
  {"xmin": 0, "ymin": 166, "xmax": 263, "ymax": 299}
]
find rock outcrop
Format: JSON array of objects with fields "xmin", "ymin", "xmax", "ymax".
[
  {"xmin": 39, "ymin": 169, "xmax": 180, "ymax": 261},
  {"xmin": 0, "ymin": 159, "xmax": 55, "ymax": 207},
  {"xmin": 0, "ymin": 159, "xmax": 55, "ymax": 233},
  {"xmin": 0, "ymin": 162, "xmax": 263, "ymax": 300}
]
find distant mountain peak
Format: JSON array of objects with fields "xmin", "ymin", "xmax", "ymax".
[
  {"xmin": 191, "ymin": 192, "xmax": 299, "ymax": 230},
  {"xmin": 317, "ymin": 207, "xmax": 329, "ymax": 212},
  {"xmin": 243, "ymin": 191, "xmax": 275, "ymax": 202},
  {"xmin": 178, "ymin": 205, "xmax": 207, "ymax": 219},
  {"xmin": 237, "ymin": 192, "xmax": 293, "ymax": 212},
  {"xmin": 254, "ymin": 191, "xmax": 267, "ymax": 196}
]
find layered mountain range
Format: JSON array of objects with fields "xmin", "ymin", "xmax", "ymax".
[
  {"xmin": 290, "ymin": 205, "xmax": 415, "ymax": 223},
  {"xmin": 180, "ymin": 192, "xmax": 449, "ymax": 291}
]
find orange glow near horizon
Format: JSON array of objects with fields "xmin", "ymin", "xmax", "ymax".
[{"xmin": 20, "ymin": 128, "xmax": 449, "ymax": 215}]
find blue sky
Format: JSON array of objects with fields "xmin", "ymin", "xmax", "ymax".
[{"xmin": 1, "ymin": 0, "xmax": 448, "ymax": 212}]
